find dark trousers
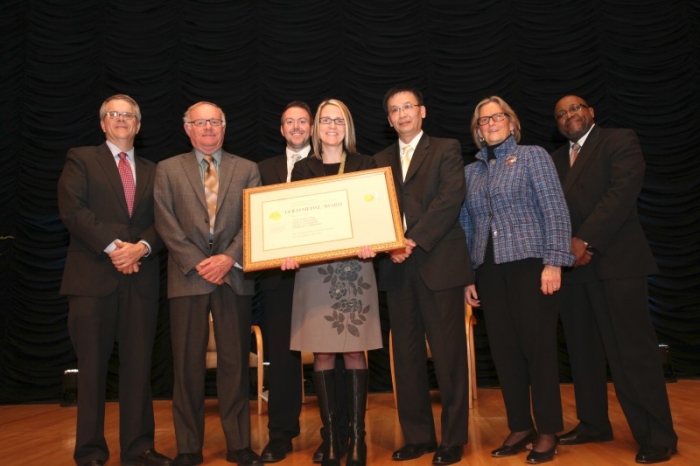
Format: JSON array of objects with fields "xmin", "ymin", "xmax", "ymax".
[
  {"xmin": 170, "ymin": 285, "xmax": 252, "ymax": 453},
  {"xmin": 263, "ymin": 273, "xmax": 302, "ymax": 440},
  {"xmin": 387, "ymin": 258, "xmax": 469, "ymax": 447},
  {"xmin": 68, "ymin": 279, "xmax": 158, "ymax": 465},
  {"xmin": 561, "ymin": 277, "xmax": 677, "ymax": 449},
  {"xmin": 477, "ymin": 245, "xmax": 563, "ymax": 434}
]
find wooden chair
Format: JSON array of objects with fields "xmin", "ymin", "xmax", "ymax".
[
  {"xmin": 205, "ymin": 314, "xmax": 266, "ymax": 414},
  {"xmin": 389, "ymin": 302, "xmax": 477, "ymax": 408}
]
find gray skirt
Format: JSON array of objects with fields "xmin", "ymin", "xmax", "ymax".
[{"xmin": 290, "ymin": 258, "xmax": 382, "ymax": 353}]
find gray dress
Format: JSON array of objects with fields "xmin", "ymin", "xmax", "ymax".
[{"xmin": 290, "ymin": 258, "xmax": 382, "ymax": 352}]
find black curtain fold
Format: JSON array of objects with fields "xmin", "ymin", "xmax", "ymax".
[{"xmin": 1, "ymin": 0, "xmax": 698, "ymax": 403}]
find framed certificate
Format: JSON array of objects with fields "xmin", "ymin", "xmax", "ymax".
[{"xmin": 243, "ymin": 166, "xmax": 404, "ymax": 271}]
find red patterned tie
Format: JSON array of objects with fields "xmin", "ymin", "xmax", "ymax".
[
  {"xmin": 570, "ymin": 143, "xmax": 581, "ymax": 167},
  {"xmin": 118, "ymin": 152, "xmax": 135, "ymax": 216}
]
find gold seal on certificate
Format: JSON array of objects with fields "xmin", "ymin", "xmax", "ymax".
[{"xmin": 243, "ymin": 167, "xmax": 404, "ymax": 271}]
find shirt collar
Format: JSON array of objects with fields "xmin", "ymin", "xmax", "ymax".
[
  {"xmin": 195, "ymin": 148, "xmax": 222, "ymax": 165},
  {"xmin": 572, "ymin": 124, "xmax": 595, "ymax": 149},
  {"xmin": 286, "ymin": 145, "xmax": 311, "ymax": 160},
  {"xmin": 399, "ymin": 131, "xmax": 424, "ymax": 152},
  {"xmin": 106, "ymin": 141, "xmax": 134, "ymax": 160}
]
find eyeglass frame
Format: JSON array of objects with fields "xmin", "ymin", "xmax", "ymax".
[
  {"xmin": 477, "ymin": 112, "xmax": 508, "ymax": 126},
  {"xmin": 104, "ymin": 111, "xmax": 138, "ymax": 121},
  {"xmin": 186, "ymin": 118, "xmax": 225, "ymax": 127},
  {"xmin": 388, "ymin": 103, "xmax": 422, "ymax": 115},
  {"xmin": 318, "ymin": 117, "xmax": 346, "ymax": 125},
  {"xmin": 555, "ymin": 103, "xmax": 589, "ymax": 121}
]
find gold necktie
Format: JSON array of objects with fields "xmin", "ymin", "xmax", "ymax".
[
  {"xmin": 203, "ymin": 155, "xmax": 219, "ymax": 232},
  {"xmin": 401, "ymin": 145, "xmax": 413, "ymax": 181},
  {"xmin": 570, "ymin": 143, "xmax": 581, "ymax": 167}
]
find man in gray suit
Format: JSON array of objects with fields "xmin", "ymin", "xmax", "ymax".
[{"xmin": 154, "ymin": 102, "xmax": 262, "ymax": 466}]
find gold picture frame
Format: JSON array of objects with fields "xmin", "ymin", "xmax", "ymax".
[{"xmin": 243, "ymin": 167, "xmax": 404, "ymax": 271}]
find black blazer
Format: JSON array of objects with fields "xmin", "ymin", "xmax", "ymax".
[
  {"xmin": 58, "ymin": 143, "xmax": 161, "ymax": 298},
  {"xmin": 551, "ymin": 125, "xmax": 658, "ymax": 283},
  {"xmin": 258, "ymin": 153, "xmax": 294, "ymax": 291},
  {"xmin": 374, "ymin": 134, "xmax": 473, "ymax": 291}
]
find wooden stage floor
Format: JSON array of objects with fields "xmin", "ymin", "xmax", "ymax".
[{"xmin": 1, "ymin": 381, "xmax": 697, "ymax": 465}]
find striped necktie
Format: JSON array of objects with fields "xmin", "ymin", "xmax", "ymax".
[{"xmin": 203, "ymin": 155, "xmax": 219, "ymax": 232}]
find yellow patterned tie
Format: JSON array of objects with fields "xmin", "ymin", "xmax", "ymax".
[
  {"xmin": 204, "ymin": 155, "xmax": 219, "ymax": 232},
  {"xmin": 401, "ymin": 145, "xmax": 413, "ymax": 181}
]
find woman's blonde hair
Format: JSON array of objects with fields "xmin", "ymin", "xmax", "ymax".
[
  {"xmin": 470, "ymin": 96, "xmax": 521, "ymax": 149},
  {"xmin": 312, "ymin": 99, "xmax": 356, "ymax": 159}
]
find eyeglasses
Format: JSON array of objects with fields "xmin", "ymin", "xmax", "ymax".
[
  {"xmin": 555, "ymin": 103, "xmax": 588, "ymax": 121},
  {"xmin": 105, "ymin": 111, "xmax": 137, "ymax": 121},
  {"xmin": 187, "ymin": 119, "xmax": 224, "ymax": 127},
  {"xmin": 388, "ymin": 103, "xmax": 421, "ymax": 115},
  {"xmin": 318, "ymin": 117, "xmax": 346, "ymax": 125},
  {"xmin": 477, "ymin": 113, "xmax": 507, "ymax": 126}
]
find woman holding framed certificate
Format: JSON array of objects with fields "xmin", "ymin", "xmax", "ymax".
[{"xmin": 281, "ymin": 99, "xmax": 381, "ymax": 466}]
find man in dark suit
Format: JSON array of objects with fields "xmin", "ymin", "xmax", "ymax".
[
  {"xmin": 374, "ymin": 85, "xmax": 474, "ymax": 466},
  {"xmin": 58, "ymin": 94, "xmax": 171, "ymax": 466},
  {"xmin": 552, "ymin": 95, "xmax": 678, "ymax": 464},
  {"xmin": 257, "ymin": 101, "xmax": 349, "ymax": 463},
  {"xmin": 257, "ymin": 101, "xmax": 312, "ymax": 463},
  {"xmin": 154, "ymin": 102, "xmax": 262, "ymax": 466}
]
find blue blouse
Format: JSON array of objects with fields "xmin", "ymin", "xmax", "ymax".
[{"xmin": 459, "ymin": 136, "xmax": 574, "ymax": 270}]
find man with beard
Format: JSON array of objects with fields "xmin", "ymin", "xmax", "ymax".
[{"xmin": 551, "ymin": 95, "xmax": 677, "ymax": 464}]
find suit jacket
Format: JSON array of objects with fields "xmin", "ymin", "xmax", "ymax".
[
  {"xmin": 374, "ymin": 134, "xmax": 473, "ymax": 291},
  {"xmin": 58, "ymin": 143, "xmax": 161, "ymax": 298},
  {"xmin": 154, "ymin": 150, "xmax": 261, "ymax": 298},
  {"xmin": 258, "ymin": 154, "xmax": 294, "ymax": 291},
  {"xmin": 551, "ymin": 126, "xmax": 658, "ymax": 283}
]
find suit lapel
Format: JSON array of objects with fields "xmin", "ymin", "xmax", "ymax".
[
  {"xmin": 133, "ymin": 156, "xmax": 150, "ymax": 212},
  {"xmin": 181, "ymin": 151, "xmax": 208, "ymax": 210},
  {"xmin": 96, "ymin": 143, "xmax": 130, "ymax": 217},
  {"xmin": 563, "ymin": 126, "xmax": 601, "ymax": 194},
  {"xmin": 386, "ymin": 143, "xmax": 403, "ymax": 187},
  {"xmin": 274, "ymin": 155, "xmax": 288, "ymax": 183},
  {"xmin": 307, "ymin": 156, "xmax": 327, "ymax": 177},
  {"xmin": 404, "ymin": 134, "xmax": 429, "ymax": 183},
  {"xmin": 217, "ymin": 151, "xmax": 236, "ymax": 209}
]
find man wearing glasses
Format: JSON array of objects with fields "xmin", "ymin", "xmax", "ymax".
[
  {"xmin": 154, "ymin": 102, "xmax": 262, "ymax": 466},
  {"xmin": 551, "ymin": 95, "xmax": 677, "ymax": 464},
  {"xmin": 374, "ymin": 85, "xmax": 474, "ymax": 465},
  {"xmin": 58, "ymin": 95, "xmax": 171, "ymax": 466}
]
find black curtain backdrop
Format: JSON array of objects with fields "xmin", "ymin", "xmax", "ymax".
[{"xmin": 1, "ymin": 0, "xmax": 698, "ymax": 403}]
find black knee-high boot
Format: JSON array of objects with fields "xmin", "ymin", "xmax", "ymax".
[
  {"xmin": 314, "ymin": 370, "xmax": 343, "ymax": 466},
  {"xmin": 345, "ymin": 369, "xmax": 368, "ymax": 466}
]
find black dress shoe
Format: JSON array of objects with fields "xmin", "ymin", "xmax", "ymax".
[
  {"xmin": 635, "ymin": 445, "xmax": 676, "ymax": 464},
  {"xmin": 172, "ymin": 452, "xmax": 203, "ymax": 466},
  {"xmin": 432, "ymin": 445, "xmax": 463, "ymax": 465},
  {"xmin": 313, "ymin": 442, "xmax": 323, "ymax": 463},
  {"xmin": 82, "ymin": 461, "xmax": 105, "ymax": 466},
  {"xmin": 526, "ymin": 444, "xmax": 557, "ymax": 464},
  {"xmin": 392, "ymin": 443, "xmax": 438, "ymax": 461},
  {"xmin": 491, "ymin": 430, "xmax": 538, "ymax": 457},
  {"xmin": 260, "ymin": 439, "xmax": 293, "ymax": 463},
  {"xmin": 227, "ymin": 447, "xmax": 263, "ymax": 466},
  {"xmin": 558, "ymin": 429, "xmax": 613, "ymax": 445},
  {"xmin": 124, "ymin": 449, "xmax": 173, "ymax": 466}
]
